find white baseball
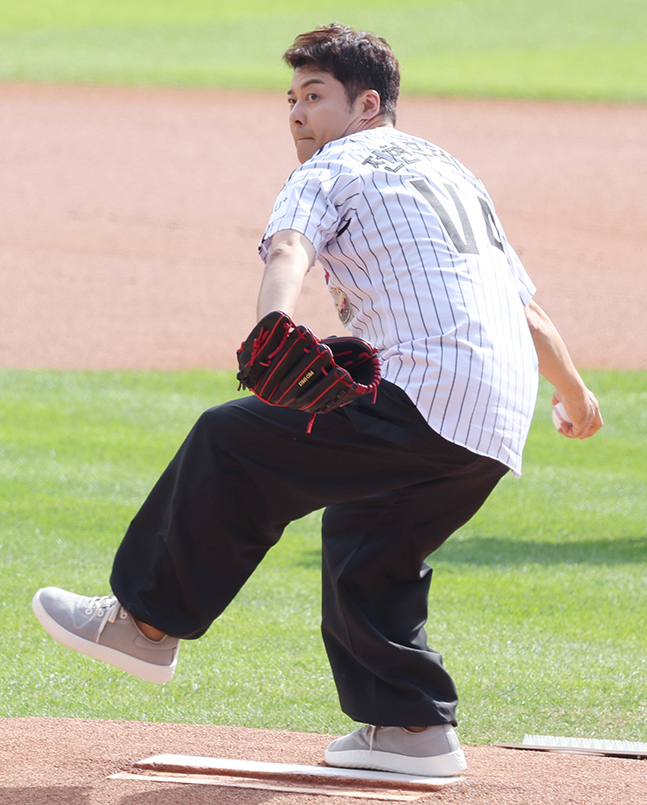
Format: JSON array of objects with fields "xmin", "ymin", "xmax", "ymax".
[{"xmin": 552, "ymin": 401, "xmax": 573, "ymax": 431}]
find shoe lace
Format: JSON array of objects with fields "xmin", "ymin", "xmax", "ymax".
[
  {"xmin": 366, "ymin": 725, "xmax": 378, "ymax": 753},
  {"xmin": 85, "ymin": 594, "xmax": 128, "ymax": 641}
]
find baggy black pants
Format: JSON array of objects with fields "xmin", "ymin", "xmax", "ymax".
[{"xmin": 111, "ymin": 380, "xmax": 508, "ymax": 727}]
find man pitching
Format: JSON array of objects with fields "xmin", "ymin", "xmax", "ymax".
[{"xmin": 32, "ymin": 23, "xmax": 603, "ymax": 778}]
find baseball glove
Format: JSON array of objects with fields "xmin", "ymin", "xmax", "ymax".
[{"xmin": 236, "ymin": 310, "xmax": 381, "ymax": 431}]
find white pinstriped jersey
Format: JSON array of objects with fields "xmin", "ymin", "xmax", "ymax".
[{"xmin": 260, "ymin": 128, "xmax": 538, "ymax": 474}]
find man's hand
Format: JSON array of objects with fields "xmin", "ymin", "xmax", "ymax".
[{"xmin": 552, "ymin": 388, "xmax": 603, "ymax": 439}]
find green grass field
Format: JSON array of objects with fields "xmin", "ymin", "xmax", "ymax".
[
  {"xmin": 1, "ymin": 369, "xmax": 645, "ymax": 743},
  {"xmin": 1, "ymin": 0, "xmax": 645, "ymax": 747},
  {"xmin": 0, "ymin": 0, "xmax": 645, "ymax": 100}
]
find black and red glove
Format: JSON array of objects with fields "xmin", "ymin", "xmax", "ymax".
[{"xmin": 236, "ymin": 311, "xmax": 381, "ymax": 430}]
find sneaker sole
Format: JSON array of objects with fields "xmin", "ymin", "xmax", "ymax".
[
  {"xmin": 323, "ymin": 746, "xmax": 467, "ymax": 778},
  {"xmin": 32, "ymin": 591, "xmax": 177, "ymax": 684}
]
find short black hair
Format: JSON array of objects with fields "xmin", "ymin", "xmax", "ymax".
[{"xmin": 283, "ymin": 23, "xmax": 400, "ymax": 124}]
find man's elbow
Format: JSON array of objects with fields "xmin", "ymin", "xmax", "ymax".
[
  {"xmin": 267, "ymin": 230, "xmax": 315, "ymax": 267},
  {"xmin": 524, "ymin": 299, "xmax": 544, "ymax": 335}
]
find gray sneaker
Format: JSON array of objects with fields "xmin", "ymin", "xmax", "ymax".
[
  {"xmin": 32, "ymin": 587, "xmax": 179, "ymax": 684},
  {"xmin": 324, "ymin": 724, "xmax": 466, "ymax": 777}
]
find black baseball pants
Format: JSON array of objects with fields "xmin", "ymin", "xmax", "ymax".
[{"xmin": 111, "ymin": 380, "xmax": 507, "ymax": 727}]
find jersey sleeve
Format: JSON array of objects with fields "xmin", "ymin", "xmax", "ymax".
[
  {"xmin": 504, "ymin": 239, "xmax": 536, "ymax": 305},
  {"xmin": 259, "ymin": 164, "xmax": 348, "ymax": 264},
  {"xmin": 479, "ymin": 184, "xmax": 536, "ymax": 305}
]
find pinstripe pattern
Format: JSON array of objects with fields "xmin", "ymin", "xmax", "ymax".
[{"xmin": 260, "ymin": 129, "xmax": 538, "ymax": 474}]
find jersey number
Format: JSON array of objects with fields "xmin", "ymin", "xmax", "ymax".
[{"xmin": 410, "ymin": 178, "xmax": 505, "ymax": 256}]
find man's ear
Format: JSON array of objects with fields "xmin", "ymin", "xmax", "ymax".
[{"xmin": 359, "ymin": 89, "xmax": 382, "ymax": 121}]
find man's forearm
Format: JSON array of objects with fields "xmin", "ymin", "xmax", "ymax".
[
  {"xmin": 525, "ymin": 300, "xmax": 587, "ymax": 399},
  {"xmin": 257, "ymin": 259, "xmax": 307, "ymax": 320},
  {"xmin": 525, "ymin": 299, "xmax": 603, "ymax": 439},
  {"xmin": 256, "ymin": 230, "xmax": 315, "ymax": 320}
]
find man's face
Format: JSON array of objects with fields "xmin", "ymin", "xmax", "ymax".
[{"xmin": 287, "ymin": 68, "xmax": 364, "ymax": 163}]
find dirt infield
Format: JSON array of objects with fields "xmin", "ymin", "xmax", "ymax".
[
  {"xmin": 1, "ymin": 717, "xmax": 646, "ymax": 805},
  {"xmin": 1, "ymin": 84, "xmax": 646, "ymax": 370},
  {"xmin": 1, "ymin": 84, "xmax": 646, "ymax": 803}
]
